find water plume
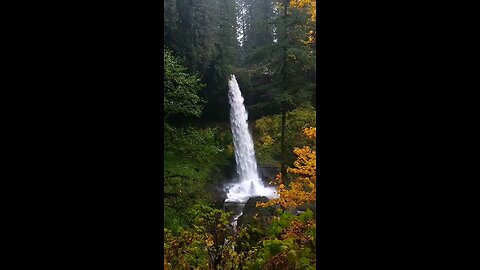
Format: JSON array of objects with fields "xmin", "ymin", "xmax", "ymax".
[{"xmin": 225, "ymin": 75, "xmax": 277, "ymax": 203}]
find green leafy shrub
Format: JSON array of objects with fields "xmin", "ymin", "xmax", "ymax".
[{"xmin": 164, "ymin": 47, "xmax": 205, "ymax": 121}]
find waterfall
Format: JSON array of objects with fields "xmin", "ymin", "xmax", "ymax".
[{"xmin": 225, "ymin": 75, "xmax": 277, "ymax": 203}]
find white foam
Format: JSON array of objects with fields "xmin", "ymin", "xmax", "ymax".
[{"xmin": 225, "ymin": 75, "xmax": 278, "ymax": 203}]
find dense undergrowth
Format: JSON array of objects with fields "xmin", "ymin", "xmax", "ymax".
[{"xmin": 164, "ymin": 123, "xmax": 233, "ymax": 232}]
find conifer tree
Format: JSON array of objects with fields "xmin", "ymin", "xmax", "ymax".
[{"xmin": 238, "ymin": 0, "xmax": 315, "ymax": 175}]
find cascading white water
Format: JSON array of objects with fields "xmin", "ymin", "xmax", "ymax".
[{"xmin": 225, "ymin": 75, "xmax": 277, "ymax": 203}]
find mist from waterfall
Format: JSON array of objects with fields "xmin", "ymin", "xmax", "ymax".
[{"xmin": 225, "ymin": 75, "xmax": 278, "ymax": 203}]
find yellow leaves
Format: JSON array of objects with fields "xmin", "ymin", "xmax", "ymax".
[
  {"xmin": 260, "ymin": 135, "xmax": 275, "ymax": 147},
  {"xmin": 205, "ymin": 235, "xmax": 214, "ymax": 247},
  {"xmin": 226, "ymin": 143, "xmax": 234, "ymax": 157},
  {"xmin": 280, "ymin": 219, "xmax": 315, "ymax": 248},
  {"xmin": 290, "ymin": 0, "xmax": 316, "ymax": 22},
  {"xmin": 303, "ymin": 127, "xmax": 316, "ymax": 139},
  {"xmin": 258, "ymin": 127, "xmax": 316, "ymax": 209},
  {"xmin": 302, "ymin": 32, "xmax": 316, "ymax": 45}
]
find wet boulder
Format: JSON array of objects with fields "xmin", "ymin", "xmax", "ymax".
[
  {"xmin": 258, "ymin": 166, "xmax": 280, "ymax": 186},
  {"xmin": 237, "ymin": 196, "xmax": 278, "ymax": 228}
]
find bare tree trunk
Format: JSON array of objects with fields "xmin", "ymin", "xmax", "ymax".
[
  {"xmin": 280, "ymin": 0, "xmax": 289, "ymax": 181},
  {"xmin": 280, "ymin": 104, "xmax": 287, "ymax": 178}
]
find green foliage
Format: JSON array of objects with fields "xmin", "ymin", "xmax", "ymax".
[
  {"xmin": 165, "ymin": 204, "xmax": 316, "ymax": 269},
  {"xmin": 235, "ymin": 224, "xmax": 267, "ymax": 254},
  {"xmin": 164, "ymin": 47, "xmax": 205, "ymax": 121},
  {"xmin": 164, "ymin": 227, "xmax": 211, "ymax": 269},
  {"xmin": 165, "ymin": 126, "xmax": 224, "ymax": 165},
  {"xmin": 164, "ymin": 207, "xmax": 189, "ymax": 233},
  {"xmin": 164, "ymin": 205, "xmax": 241, "ymax": 270},
  {"xmin": 164, "ymin": 124, "xmax": 232, "ymax": 233},
  {"xmin": 254, "ymin": 105, "xmax": 316, "ymax": 166},
  {"xmin": 241, "ymin": 209, "xmax": 316, "ymax": 269}
]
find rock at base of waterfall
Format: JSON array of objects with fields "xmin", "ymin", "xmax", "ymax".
[
  {"xmin": 258, "ymin": 166, "xmax": 280, "ymax": 186},
  {"xmin": 237, "ymin": 196, "xmax": 278, "ymax": 228},
  {"xmin": 223, "ymin": 201, "xmax": 245, "ymax": 215}
]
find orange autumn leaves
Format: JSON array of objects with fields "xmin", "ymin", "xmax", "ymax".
[{"xmin": 258, "ymin": 127, "xmax": 316, "ymax": 209}]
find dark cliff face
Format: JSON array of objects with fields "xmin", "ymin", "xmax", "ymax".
[
  {"xmin": 210, "ymin": 164, "xmax": 237, "ymax": 209},
  {"xmin": 237, "ymin": 196, "xmax": 278, "ymax": 228},
  {"xmin": 258, "ymin": 166, "xmax": 280, "ymax": 185}
]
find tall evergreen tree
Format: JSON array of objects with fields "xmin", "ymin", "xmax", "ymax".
[
  {"xmin": 237, "ymin": 0, "xmax": 316, "ymax": 175},
  {"xmin": 243, "ymin": 0, "xmax": 275, "ymax": 52}
]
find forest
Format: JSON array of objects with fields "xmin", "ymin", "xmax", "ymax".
[{"xmin": 164, "ymin": 0, "xmax": 316, "ymax": 269}]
